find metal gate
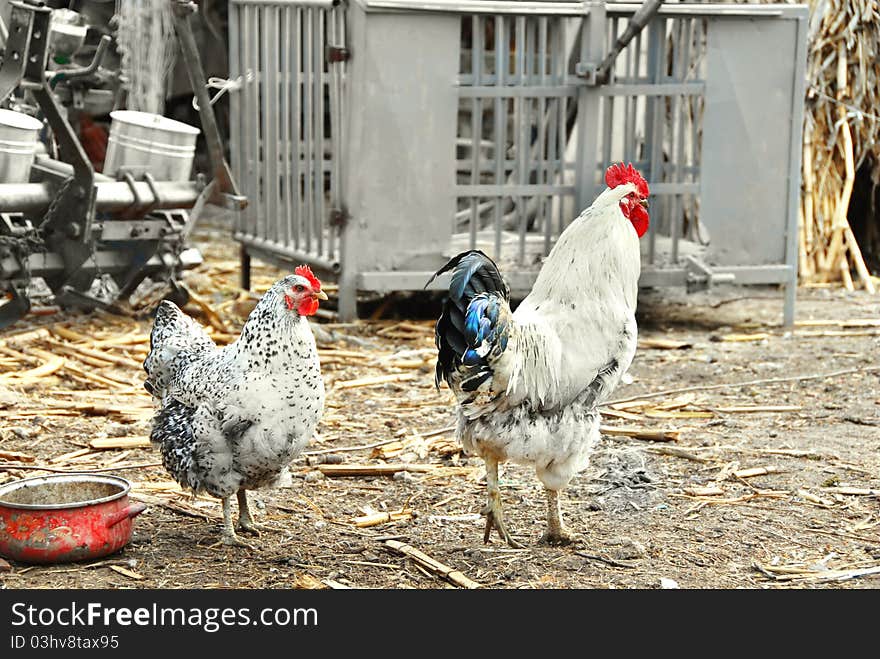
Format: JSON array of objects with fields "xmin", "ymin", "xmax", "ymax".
[
  {"xmin": 229, "ymin": 1, "xmax": 807, "ymax": 323},
  {"xmin": 228, "ymin": 0, "xmax": 346, "ymax": 275}
]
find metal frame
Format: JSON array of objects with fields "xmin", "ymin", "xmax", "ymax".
[{"xmin": 230, "ymin": 1, "xmax": 808, "ymax": 324}]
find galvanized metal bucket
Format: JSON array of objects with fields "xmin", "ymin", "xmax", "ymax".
[
  {"xmin": 104, "ymin": 110, "xmax": 200, "ymax": 182},
  {"xmin": 0, "ymin": 109, "xmax": 43, "ymax": 184}
]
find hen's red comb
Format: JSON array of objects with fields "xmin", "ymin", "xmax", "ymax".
[
  {"xmin": 295, "ymin": 264, "xmax": 321, "ymax": 290},
  {"xmin": 605, "ymin": 162, "xmax": 649, "ymax": 197}
]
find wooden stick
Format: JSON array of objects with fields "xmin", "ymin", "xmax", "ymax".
[
  {"xmin": 334, "ymin": 374, "xmax": 417, "ymax": 389},
  {"xmin": 384, "ymin": 540, "xmax": 480, "ymax": 589},
  {"xmin": 684, "ymin": 485, "xmax": 724, "ymax": 497},
  {"xmin": 599, "ymin": 425, "xmax": 679, "ymax": 442},
  {"xmin": 839, "ymin": 253, "xmax": 855, "ymax": 292},
  {"xmin": 604, "ymin": 365, "xmax": 880, "ymax": 407},
  {"xmin": 638, "ymin": 338, "xmax": 692, "ymax": 350},
  {"xmin": 316, "ymin": 464, "xmax": 435, "ymax": 477},
  {"xmin": 0, "ymin": 462, "xmax": 162, "ymax": 473},
  {"xmin": 820, "ymin": 487, "xmax": 879, "ymax": 496},
  {"xmin": 732, "ymin": 466, "xmax": 783, "ymax": 479},
  {"xmin": 89, "ymin": 437, "xmax": 152, "ymax": 450},
  {"xmin": 714, "ymin": 332, "xmax": 771, "ymax": 342},
  {"xmin": 108, "ymin": 565, "xmax": 145, "ymax": 580},
  {"xmin": 0, "ymin": 450, "xmax": 35, "ymax": 463},
  {"xmin": 646, "ymin": 446, "xmax": 709, "ymax": 463},
  {"xmin": 714, "ymin": 405, "xmax": 801, "ymax": 413},
  {"xmin": 45, "ymin": 338, "xmax": 138, "ymax": 369},
  {"xmin": 303, "ymin": 437, "xmax": 403, "ymax": 457},
  {"xmin": 353, "ymin": 509, "xmax": 412, "ymax": 528},
  {"xmin": 0, "ymin": 355, "xmax": 65, "ymax": 380}
]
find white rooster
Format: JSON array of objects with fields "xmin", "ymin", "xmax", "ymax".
[
  {"xmin": 144, "ymin": 266, "xmax": 328, "ymax": 547},
  {"xmin": 430, "ymin": 163, "xmax": 649, "ymax": 547}
]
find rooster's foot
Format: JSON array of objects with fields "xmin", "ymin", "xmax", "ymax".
[{"xmin": 481, "ymin": 502, "xmax": 525, "ymax": 549}]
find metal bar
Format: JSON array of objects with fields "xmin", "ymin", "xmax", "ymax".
[
  {"xmin": 516, "ymin": 15, "xmax": 526, "ymax": 264},
  {"xmin": 783, "ymin": 11, "xmax": 809, "ymax": 327},
  {"xmin": 170, "ymin": 3, "xmax": 238, "ymax": 199},
  {"xmin": 645, "ymin": 17, "xmax": 664, "ymax": 265},
  {"xmin": 265, "ymin": 5, "xmax": 280, "ymax": 244},
  {"xmin": 303, "ymin": 7, "xmax": 314, "ymax": 254},
  {"xmin": 292, "ymin": 6, "xmax": 302, "ymax": 250},
  {"xmin": 280, "ymin": 6, "xmax": 292, "ymax": 249},
  {"xmin": 357, "ymin": 0, "xmax": 601, "ymax": 16},
  {"xmin": 251, "ymin": 5, "xmax": 264, "ymax": 239},
  {"xmin": 599, "ymin": 82, "xmax": 704, "ymax": 96},
  {"xmin": 670, "ymin": 18, "xmax": 683, "ymax": 263},
  {"xmin": 457, "ymin": 85, "xmax": 577, "ymax": 98},
  {"xmin": 228, "ymin": 3, "xmax": 242, "ymax": 234},
  {"xmin": 327, "ymin": 5, "xmax": 342, "ymax": 261},
  {"xmin": 607, "ymin": 3, "xmax": 788, "ymax": 18},
  {"xmin": 234, "ymin": 234, "xmax": 341, "ymax": 273},
  {"xmin": 493, "ymin": 14, "xmax": 505, "ymax": 260},
  {"xmin": 623, "ymin": 31, "xmax": 638, "ymax": 163},
  {"xmin": 469, "ymin": 14, "xmax": 482, "ymax": 250},
  {"xmin": 538, "ymin": 15, "xmax": 550, "ymax": 253},
  {"xmin": 0, "ymin": 181, "xmax": 202, "ymax": 212},
  {"xmin": 236, "ymin": 0, "xmax": 336, "ymax": 5},
  {"xmin": 594, "ymin": 0, "xmax": 664, "ymax": 86},
  {"xmin": 357, "ymin": 263, "xmax": 796, "ymax": 293},
  {"xmin": 314, "ymin": 7, "xmax": 326, "ymax": 258},
  {"xmin": 601, "ymin": 17, "xmax": 618, "ymax": 185},
  {"xmin": 456, "ymin": 184, "xmax": 576, "ymax": 196},
  {"xmin": 556, "ymin": 19, "xmax": 566, "ymax": 234},
  {"xmin": 242, "ymin": 4, "xmax": 257, "ymax": 237}
]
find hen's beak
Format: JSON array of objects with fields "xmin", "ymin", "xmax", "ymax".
[
  {"xmin": 314, "ymin": 290, "xmax": 329, "ymax": 301},
  {"xmin": 639, "ymin": 198, "xmax": 649, "ymax": 209}
]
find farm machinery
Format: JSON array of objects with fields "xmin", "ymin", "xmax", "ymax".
[{"xmin": 0, "ymin": 0, "xmax": 243, "ymax": 329}]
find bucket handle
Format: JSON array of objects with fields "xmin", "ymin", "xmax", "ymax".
[{"xmin": 106, "ymin": 503, "xmax": 147, "ymax": 528}]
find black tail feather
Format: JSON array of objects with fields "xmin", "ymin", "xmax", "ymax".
[{"xmin": 430, "ymin": 250, "xmax": 509, "ymax": 388}]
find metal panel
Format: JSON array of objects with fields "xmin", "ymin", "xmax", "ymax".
[{"xmin": 230, "ymin": 0, "xmax": 346, "ymax": 273}]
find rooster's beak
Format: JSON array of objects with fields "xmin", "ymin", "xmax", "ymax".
[
  {"xmin": 315, "ymin": 290, "xmax": 329, "ymax": 301},
  {"xmin": 639, "ymin": 198, "xmax": 649, "ymax": 209}
]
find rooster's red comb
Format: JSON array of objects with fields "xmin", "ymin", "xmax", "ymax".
[
  {"xmin": 605, "ymin": 162, "xmax": 649, "ymax": 197},
  {"xmin": 295, "ymin": 265, "xmax": 321, "ymax": 290}
]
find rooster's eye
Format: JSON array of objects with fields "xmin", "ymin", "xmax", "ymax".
[{"xmin": 294, "ymin": 285, "xmax": 305, "ymax": 293}]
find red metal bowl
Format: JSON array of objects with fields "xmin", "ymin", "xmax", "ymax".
[{"xmin": 0, "ymin": 474, "xmax": 146, "ymax": 564}]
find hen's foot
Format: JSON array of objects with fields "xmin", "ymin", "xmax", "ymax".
[
  {"xmin": 237, "ymin": 518, "xmax": 269, "ymax": 537},
  {"xmin": 235, "ymin": 491, "xmax": 268, "ymax": 536},
  {"xmin": 538, "ymin": 527, "xmax": 582, "ymax": 546},
  {"xmin": 216, "ymin": 531, "xmax": 256, "ymax": 550},
  {"xmin": 481, "ymin": 500, "xmax": 525, "ymax": 549}
]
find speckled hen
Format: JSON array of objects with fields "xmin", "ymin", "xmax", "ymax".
[
  {"xmin": 144, "ymin": 266, "xmax": 328, "ymax": 547},
  {"xmin": 430, "ymin": 163, "xmax": 650, "ymax": 547}
]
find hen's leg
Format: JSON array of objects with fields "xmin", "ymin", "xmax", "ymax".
[
  {"xmin": 220, "ymin": 495, "xmax": 253, "ymax": 548},
  {"xmin": 482, "ymin": 458, "xmax": 524, "ymax": 549},
  {"xmin": 236, "ymin": 490, "xmax": 268, "ymax": 536},
  {"xmin": 539, "ymin": 488, "xmax": 578, "ymax": 545}
]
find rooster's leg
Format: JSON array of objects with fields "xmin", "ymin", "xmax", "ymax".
[
  {"xmin": 220, "ymin": 495, "xmax": 254, "ymax": 548},
  {"xmin": 481, "ymin": 458, "xmax": 524, "ymax": 549},
  {"xmin": 236, "ymin": 490, "xmax": 268, "ymax": 536},
  {"xmin": 539, "ymin": 489, "xmax": 578, "ymax": 546}
]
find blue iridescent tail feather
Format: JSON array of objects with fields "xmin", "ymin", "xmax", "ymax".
[{"xmin": 428, "ymin": 250, "xmax": 511, "ymax": 392}]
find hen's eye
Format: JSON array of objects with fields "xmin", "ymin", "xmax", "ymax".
[{"xmin": 294, "ymin": 285, "xmax": 305, "ymax": 293}]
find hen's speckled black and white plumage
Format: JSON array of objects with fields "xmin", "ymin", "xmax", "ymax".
[
  {"xmin": 144, "ymin": 274, "xmax": 325, "ymax": 546},
  {"xmin": 431, "ymin": 182, "xmax": 642, "ymax": 546}
]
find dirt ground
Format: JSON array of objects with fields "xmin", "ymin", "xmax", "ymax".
[{"xmin": 1, "ymin": 229, "xmax": 878, "ymax": 590}]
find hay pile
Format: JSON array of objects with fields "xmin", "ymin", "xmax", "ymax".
[{"xmin": 799, "ymin": 0, "xmax": 880, "ymax": 289}]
